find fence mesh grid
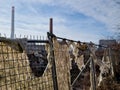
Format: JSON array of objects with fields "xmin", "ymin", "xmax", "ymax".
[
  {"xmin": 0, "ymin": 40, "xmax": 53, "ymax": 90},
  {"xmin": 0, "ymin": 35, "xmax": 120, "ymax": 90},
  {"xmin": 52, "ymin": 39, "xmax": 71, "ymax": 90}
]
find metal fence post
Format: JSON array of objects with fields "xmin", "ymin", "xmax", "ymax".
[
  {"xmin": 108, "ymin": 48, "xmax": 115, "ymax": 77},
  {"xmin": 48, "ymin": 18, "xmax": 58, "ymax": 90},
  {"xmin": 90, "ymin": 57, "xmax": 96, "ymax": 90}
]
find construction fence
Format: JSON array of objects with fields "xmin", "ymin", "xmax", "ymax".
[{"xmin": 0, "ymin": 32, "xmax": 120, "ymax": 90}]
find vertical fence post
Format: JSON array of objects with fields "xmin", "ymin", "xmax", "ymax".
[
  {"xmin": 48, "ymin": 18, "xmax": 58, "ymax": 90},
  {"xmin": 90, "ymin": 57, "xmax": 96, "ymax": 90},
  {"xmin": 108, "ymin": 48, "xmax": 115, "ymax": 77}
]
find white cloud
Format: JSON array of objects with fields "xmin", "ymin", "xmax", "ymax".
[
  {"xmin": 0, "ymin": 0, "xmax": 120, "ymax": 42},
  {"xmin": 57, "ymin": 0, "xmax": 120, "ymax": 31},
  {"xmin": 21, "ymin": 0, "xmax": 54, "ymax": 4},
  {"xmin": 18, "ymin": 0, "xmax": 120, "ymax": 31}
]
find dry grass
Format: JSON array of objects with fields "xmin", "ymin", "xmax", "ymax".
[{"xmin": 97, "ymin": 76, "xmax": 120, "ymax": 90}]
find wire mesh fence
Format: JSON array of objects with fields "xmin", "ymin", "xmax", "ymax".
[
  {"xmin": 0, "ymin": 36, "xmax": 54, "ymax": 90},
  {"xmin": 47, "ymin": 32, "xmax": 120, "ymax": 90},
  {"xmin": 0, "ymin": 33, "xmax": 120, "ymax": 90}
]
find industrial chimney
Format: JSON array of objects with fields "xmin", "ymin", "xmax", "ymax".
[{"xmin": 10, "ymin": 6, "xmax": 15, "ymax": 39}]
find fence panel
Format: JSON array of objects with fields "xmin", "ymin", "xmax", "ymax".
[
  {"xmin": 52, "ymin": 38, "xmax": 71, "ymax": 90},
  {"xmin": 0, "ymin": 37, "xmax": 54, "ymax": 90},
  {"xmin": 1, "ymin": 34, "xmax": 120, "ymax": 90}
]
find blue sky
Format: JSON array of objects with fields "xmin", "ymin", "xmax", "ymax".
[{"xmin": 0, "ymin": 0, "xmax": 120, "ymax": 43}]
